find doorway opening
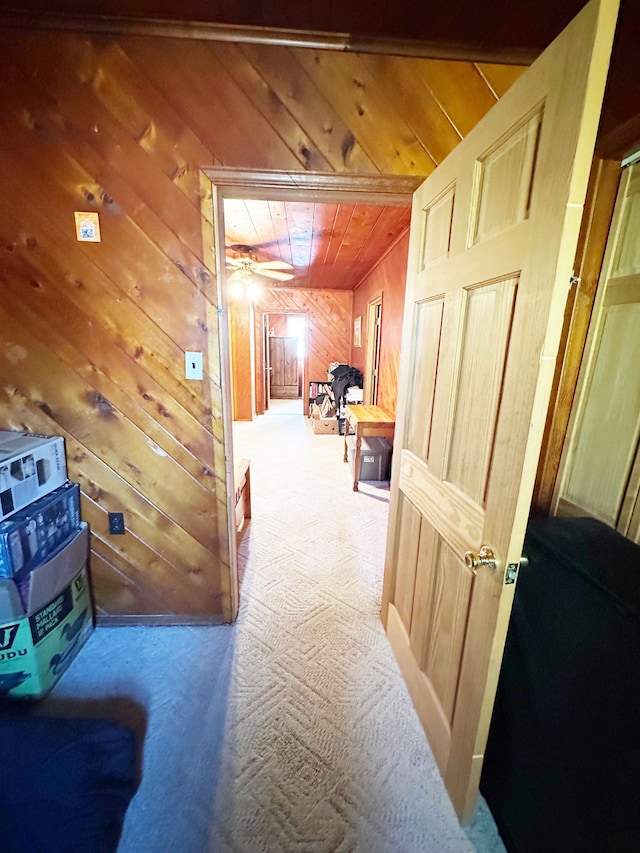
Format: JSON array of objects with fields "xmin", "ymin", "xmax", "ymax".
[
  {"xmin": 364, "ymin": 296, "xmax": 383, "ymax": 405},
  {"xmin": 205, "ymin": 168, "xmax": 420, "ymax": 617},
  {"xmin": 264, "ymin": 311, "xmax": 306, "ymax": 416}
]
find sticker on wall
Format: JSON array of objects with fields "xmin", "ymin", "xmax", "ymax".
[{"xmin": 74, "ymin": 211, "xmax": 101, "ymax": 242}]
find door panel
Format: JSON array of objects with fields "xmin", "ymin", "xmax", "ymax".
[
  {"xmin": 446, "ymin": 277, "xmax": 517, "ymax": 502},
  {"xmin": 471, "ymin": 108, "xmax": 542, "ymax": 245},
  {"xmin": 404, "ymin": 298, "xmax": 444, "ymax": 461},
  {"xmin": 422, "ymin": 186, "xmax": 455, "ymax": 267},
  {"xmin": 391, "ymin": 494, "xmax": 421, "ymax": 629},
  {"xmin": 382, "ymin": 0, "xmax": 619, "ymax": 821},
  {"xmin": 410, "ymin": 527, "xmax": 474, "ymax": 724}
]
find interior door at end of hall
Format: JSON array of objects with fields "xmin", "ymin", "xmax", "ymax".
[
  {"xmin": 381, "ymin": 0, "xmax": 619, "ymax": 822},
  {"xmin": 269, "ymin": 336, "xmax": 300, "ymax": 398}
]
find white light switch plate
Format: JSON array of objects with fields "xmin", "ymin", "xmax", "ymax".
[{"xmin": 185, "ymin": 351, "xmax": 203, "ymax": 380}]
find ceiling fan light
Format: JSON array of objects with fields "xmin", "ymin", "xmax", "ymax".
[
  {"xmin": 225, "ymin": 247, "xmax": 294, "ymax": 286},
  {"xmin": 230, "ymin": 280, "xmax": 246, "ymax": 300},
  {"xmin": 245, "ymin": 281, "xmax": 262, "ymax": 301}
]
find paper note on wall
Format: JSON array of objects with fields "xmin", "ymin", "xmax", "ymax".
[{"xmin": 74, "ymin": 212, "xmax": 101, "ymax": 242}]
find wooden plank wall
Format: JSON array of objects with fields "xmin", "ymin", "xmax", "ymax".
[
  {"xmin": 351, "ymin": 233, "xmax": 410, "ymax": 416},
  {"xmin": 252, "ymin": 289, "xmax": 352, "ymax": 415},
  {"xmin": 0, "ymin": 26, "xmax": 522, "ymax": 621},
  {"xmin": 229, "ymin": 300, "xmax": 255, "ymax": 422}
]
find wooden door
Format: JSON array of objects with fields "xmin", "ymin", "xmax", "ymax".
[
  {"xmin": 269, "ymin": 336, "xmax": 299, "ymax": 398},
  {"xmin": 554, "ymin": 162, "xmax": 640, "ymax": 542},
  {"xmin": 381, "ymin": 0, "xmax": 619, "ymax": 822}
]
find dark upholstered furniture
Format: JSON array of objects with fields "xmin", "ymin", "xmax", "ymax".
[
  {"xmin": 481, "ymin": 517, "xmax": 640, "ymax": 853},
  {"xmin": 0, "ymin": 715, "xmax": 138, "ymax": 852}
]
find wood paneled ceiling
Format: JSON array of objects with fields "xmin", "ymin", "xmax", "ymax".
[
  {"xmin": 223, "ymin": 198, "xmax": 410, "ymax": 291},
  {"xmin": 216, "ymin": 55, "xmax": 527, "ymax": 292},
  {"xmin": 6, "ymin": 1, "xmax": 638, "ymax": 292},
  {"xmin": 4, "ymin": 0, "xmax": 640, "ymax": 156}
]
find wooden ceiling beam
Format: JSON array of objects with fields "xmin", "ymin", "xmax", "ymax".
[{"xmin": 0, "ymin": 10, "xmax": 538, "ymax": 64}]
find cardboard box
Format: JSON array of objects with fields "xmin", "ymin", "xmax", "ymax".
[
  {"xmin": 0, "ymin": 579, "xmax": 24, "ymax": 623},
  {"xmin": 0, "ymin": 482, "xmax": 81, "ymax": 579},
  {"xmin": 0, "ymin": 528, "xmax": 93, "ymax": 699},
  {"xmin": 0, "ymin": 432, "xmax": 67, "ymax": 522},
  {"xmin": 346, "ymin": 436, "xmax": 392, "ymax": 480},
  {"xmin": 16, "ymin": 523, "xmax": 89, "ymax": 613},
  {"xmin": 312, "ymin": 416, "xmax": 339, "ymax": 434}
]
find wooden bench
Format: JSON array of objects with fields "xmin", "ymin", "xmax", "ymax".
[{"xmin": 234, "ymin": 458, "xmax": 252, "ymax": 544}]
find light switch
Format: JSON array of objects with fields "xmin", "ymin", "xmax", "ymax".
[{"xmin": 185, "ymin": 351, "xmax": 203, "ymax": 380}]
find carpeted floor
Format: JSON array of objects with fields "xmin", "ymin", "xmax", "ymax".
[{"xmin": 34, "ymin": 400, "xmax": 505, "ymax": 852}]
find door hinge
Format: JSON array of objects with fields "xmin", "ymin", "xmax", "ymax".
[{"xmin": 570, "ymin": 275, "xmax": 581, "ymax": 287}]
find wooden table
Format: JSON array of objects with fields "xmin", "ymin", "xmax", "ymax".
[{"xmin": 343, "ymin": 405, "xmax": 395, "ymax": 491}]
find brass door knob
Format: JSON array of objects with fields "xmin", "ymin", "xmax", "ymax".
[{"xmin": 464, "ymin": 546, "xmax": 497, "ymax": 572}]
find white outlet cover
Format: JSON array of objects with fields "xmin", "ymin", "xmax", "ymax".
[{"xmin": 185, "ymin": 351, "xmax": 203, "ymax": 380}]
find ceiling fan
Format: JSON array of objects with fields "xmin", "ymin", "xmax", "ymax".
[{"xmin": 225, "ymin": 245, "xmax": 295, "ymax": 283}]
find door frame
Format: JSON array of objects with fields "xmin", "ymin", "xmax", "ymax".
[
  {"xmin": 364, "ymin": 293, "xmax": 383, "ymax": 405},
  {"xmin": 206, "ymin": 169, "xmax": 420, "ymax": 620},
  {"xmin": 263, "ymin": 311, "xmax": 271, "ymax": 411},
  {"xmin": 532, "ymin": 156, "xmax": 621, "ymax": 512},
  {"xmin": 260, "ymin": 310, "xmax": 308, "ymax": 410}
]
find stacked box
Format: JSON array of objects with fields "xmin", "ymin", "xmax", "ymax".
[
  {"xmin": 0, "ymin": 482, "xmax": 81, "ymax": 579},
  {"xmin": 0, "ymin": 432, "xmax": 93, "ymax": 700},
  {"xmin": 346, "ymin": 436, "xmax": 392, "ymax": 480},
  {"xmin": 0, "ymin": 524, "xmax": 93, "ymax": 699},
  {"xmin": 0, "ymin": 432, "xmax": 67, "ymax": 522}
]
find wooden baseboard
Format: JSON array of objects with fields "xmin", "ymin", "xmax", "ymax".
[{"xmin": 95, "ymin": 614, "xmax": 226, "ymax": 626}]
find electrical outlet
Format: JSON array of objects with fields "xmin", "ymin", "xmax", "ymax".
[
  {"xmin": 185, "ymin": 351, "xmax": 203, "ymax": 380},
  {"xmin": 108, "ymin": 512, "xmax": 125, "ymax": 535}
]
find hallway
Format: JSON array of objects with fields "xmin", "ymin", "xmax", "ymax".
[
  {"xmin": 228, "ymin": 402, "xmax": 504, "ymax": 851},
  {"xmin": 33, "ymin": 402, "xmax": 504, "ymax": 851}
]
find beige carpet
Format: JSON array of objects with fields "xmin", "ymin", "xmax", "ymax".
[
  {"xmin": 210, "ymin": 401, "xmax": 480, "ymax": 851},
  {"xmin": 37, "ymin": 400, "xmax": 503, "ymax": 851}
]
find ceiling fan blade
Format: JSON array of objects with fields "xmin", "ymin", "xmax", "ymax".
[
  {"xmin": 258, "ymin": 269, "xmax": 295, "ymax": 282},
  {"xmin": 253, "ymin": 260, "xmax": 294, "ymax": 272}
]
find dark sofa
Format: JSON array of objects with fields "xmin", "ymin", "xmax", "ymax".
[
  {"xmin": 0, "ymin": 715, "xmax": 138, "ymax": 852},
  {"xmin": 481, "ymin": 516, "xmax": 640, "ymax": 853}
]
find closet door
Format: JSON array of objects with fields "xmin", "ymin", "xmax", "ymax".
[
  {"xmin": 555, "ymin": 163, "xmax": 640, "ymax": 543},
  {"xmin": 269, "ymin": 337, "xmax": 299, "ymax": 398}
]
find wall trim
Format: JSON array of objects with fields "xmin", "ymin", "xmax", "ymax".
[
  {"xmin": 0, "ymin": 11, "xmax": 536, "ymax": 64},
  {"xmin": 96, "ymin": 614, "xmax": 227, "ymax": 626},
  {"xmin": 205, "ymin": 168, "xmax": 422, "ymax": 206}
]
